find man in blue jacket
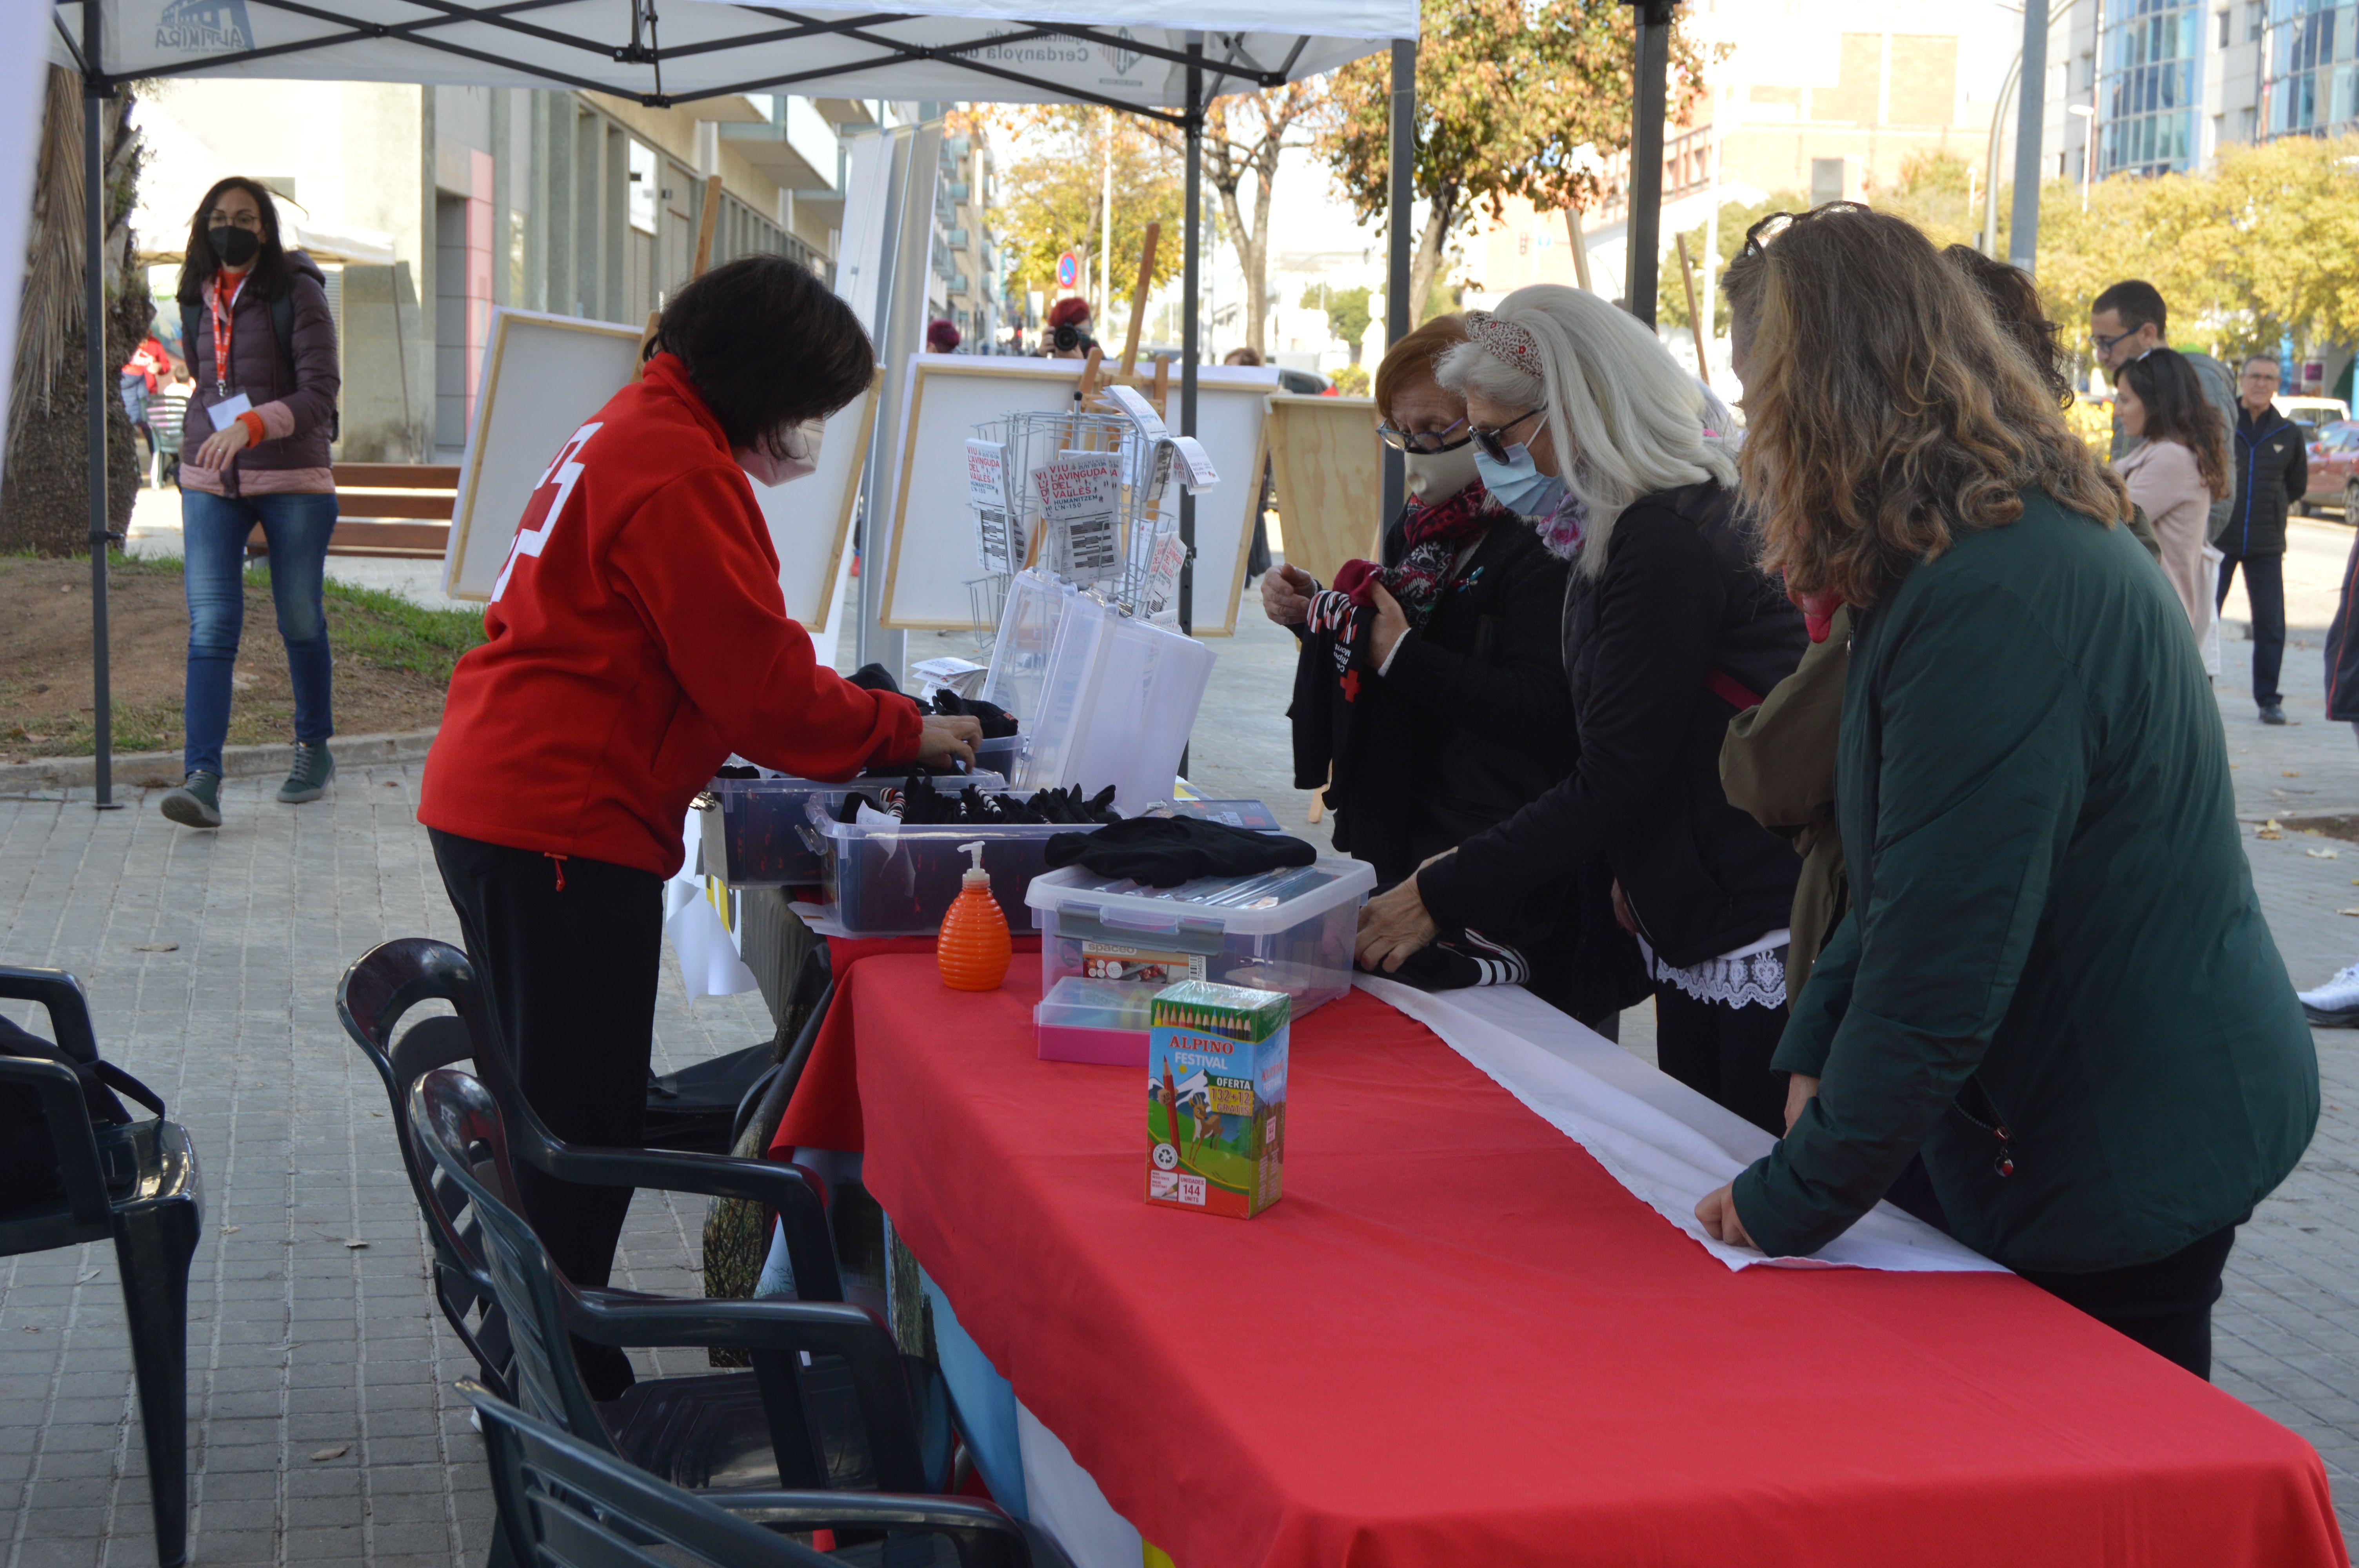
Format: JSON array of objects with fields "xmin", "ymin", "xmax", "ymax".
[{"xmin": 2220, "ymin": 355, "xmax": 2309, "ymax": 724}]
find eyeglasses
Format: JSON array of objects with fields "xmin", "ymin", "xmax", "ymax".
[
  {"xmin": 1469, "ymin": 407, "xmax": 1546, "ymax": 464},
  {"xmin": 1735, "ymin": 201, "xmax": 1863, "ymax": 260},
  {"xmin": 2091, "ymin": 329, "xmax": 2139, "ymax": 356},
  {"xmin": 1378, "ymin": 417, "xmax": 1470, "ymax": 455},
  {"xmin": 208, "ymin": 210, "xmax": 264, "ymax": 230}
]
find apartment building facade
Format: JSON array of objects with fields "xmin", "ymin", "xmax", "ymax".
[{"xmin": 134, "ymin": 84, "xmax": 1000, "ymax": 457}]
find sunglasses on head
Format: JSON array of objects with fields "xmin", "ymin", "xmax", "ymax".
[
  {"xmin": 1469, "ymin": 407, "xmax": 1546, "ymax": 464},
  {"xmin": 1736, "ymin": 201, "xmax": 1865, "ymax": 260},
  {"xmin": 1377, "ymin": 416, "xmax": 1471, "ymax": 455}
]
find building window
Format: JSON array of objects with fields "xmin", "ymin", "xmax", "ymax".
[
  {"xmin": 2261, "ymin": 0, "xmax": 2359, "ymax": 138},
  {"xmin": 2219, "ymin": 7, "xmax": 2232, "ymax": 44},
  {"xmin": 2098, "ymin": 0, "xmax": 2202, "ymax": 175}
]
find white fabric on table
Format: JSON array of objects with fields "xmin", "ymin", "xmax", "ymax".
[
  {"xmin": 1354, "ymin": 976, "xmax": 2005, "ymax": 1275},
  {"xmin": 1016, "ymin": 1402, "xmax": 1145, "ymax": 1568}
]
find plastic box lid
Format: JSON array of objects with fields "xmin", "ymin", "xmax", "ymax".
[{"xmin": 1024, "ymin": 856, "xmax": 1376, "ymax": 937}]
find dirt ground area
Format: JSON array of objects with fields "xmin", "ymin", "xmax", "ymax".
[{"xmin": 0, "ymin": 552, "xmax": 480, "ymax": 776}]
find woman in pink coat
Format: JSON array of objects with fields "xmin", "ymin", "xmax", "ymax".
[{"xmin": 2115, "ymin": 348, "xmax": 2230, "ymax": 645}]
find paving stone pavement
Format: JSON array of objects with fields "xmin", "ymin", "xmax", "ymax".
[
  {"xmin": 8, "ymin": 563, "xmax": 2359, "ymax": 1564},
  {"xmin": 0, "ymin": 769, "xmax": 771, "ymax": 1568}
]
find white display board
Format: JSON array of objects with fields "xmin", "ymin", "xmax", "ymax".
[
  {"xmin": 442, "ymin": 310, "xmax": 647, "ymax": 601},
  {"xmin": 878, "ymin": 355, "xmax": 1276, "ymax": 636},
  {"xmin": 769, "ymin": 367, "xmax": 879, "ymax": 632},
  {"xmin": 440, "ymin": 306, "xmax": 874, "ymax": 629}
]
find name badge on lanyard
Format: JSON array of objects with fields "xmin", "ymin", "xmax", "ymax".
[{"xmin": 209, "ymin": 272, "xmax": 244, "ymax": 399}]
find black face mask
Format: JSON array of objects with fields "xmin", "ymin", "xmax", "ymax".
[{"xmin": 209, "ymin": 225, "xmax": 261, "ymax": 268}]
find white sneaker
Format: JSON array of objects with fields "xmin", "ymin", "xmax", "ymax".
[{"xmin": 2297, "ymin": 962, "xmax": 2359, "ymax": 1026}]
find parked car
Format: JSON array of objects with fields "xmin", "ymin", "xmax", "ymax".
[
  {"xmin": 1275, "ymin": 367, "xmax": 1332, "ymax": 396},
  {"xmin": 2303, "ymin": 418, "xmax": 2359, "ymax": 519}
]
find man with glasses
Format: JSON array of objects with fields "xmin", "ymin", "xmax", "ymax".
[
  {"xmin": 2090, "ymin": 281, "xmax": 2238, "ymax": 549},
  {"xmin": 2217, "ymin": 355, "xmax": 2308, "ymax": 723}
]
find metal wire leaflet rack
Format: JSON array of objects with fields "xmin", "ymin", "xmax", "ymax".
[{"xmin": 965, "ymin": 405, "xmax": 1185, "ymax": 639}]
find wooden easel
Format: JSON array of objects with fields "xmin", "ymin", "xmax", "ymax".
[{"xmin": 635, "ymin": 174, "xmax": 725, "ymax": 381}]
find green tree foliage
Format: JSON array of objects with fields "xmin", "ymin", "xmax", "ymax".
[
  {"xmin": 1318, "ymin": 0, "xmax": 1707, "ymax": 320},
  {"xmin": 1657, "ymin": 189, "xmax": 1802, "ymax": 336},
  {"xmin": 995, "ymin": 108, "xmax": 1183, "ymax": 330},
  {"xmin": 2006, "ymin": 134, "xmax": 2359, "ymax": 369},
  {"xmin": 1303, "ymin": 283, "xmax": 1373, "ymax": 361}
]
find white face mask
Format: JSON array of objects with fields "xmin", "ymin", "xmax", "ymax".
[
  {"xmin": 1402, "ymin": 441, "xmax": 1481, "ymax": 503},
  {"xmin": 736, "ymin": 417, "xmax": 825, "ymax": 487}
]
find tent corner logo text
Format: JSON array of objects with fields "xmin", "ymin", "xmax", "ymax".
[{"xmin": 157, "ymin": 0, "xmax": 255, "ymax": 54}]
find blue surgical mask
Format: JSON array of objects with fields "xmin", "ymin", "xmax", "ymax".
[{"xmin": 1474, "ymin": 443, "xmax": 1568, "ymax": 518}]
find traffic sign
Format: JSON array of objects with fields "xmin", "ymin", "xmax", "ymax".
[{"xmin": 1056, "ymin": 251, "xmax": 1080, "ymax": 289}]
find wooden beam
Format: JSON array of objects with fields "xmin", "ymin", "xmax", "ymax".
[
  {"xmin": 1566, "ymin": 207, "xmax": 1595, "ymax": 294},
  {"xmin": 1120, "ymin": 221, "xmax": 1160, "ymax": 376},
  {"xmin": 1675, "ymin": 232, "xmax": 1710, "ymax": 388},
  {"xmin": 692, "ymin": 172, "xmax": 723, "ymax": 278}
]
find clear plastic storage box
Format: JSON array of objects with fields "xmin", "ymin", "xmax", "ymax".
[
  {"xmin": 1026, "ymin": 857, "xmax": 1377, "ymax": 1019},
  {"xmin": 978, "ymin": 571, "xmax": 1213, "ymax": 814},
  {"xmin": 702, "ymin": 769, "xmax": 1007, "ymax": 886},
  {"xmin": 1033, "ymin": 975, "xmax": 1160, "ymax": 1065},
  {"xmin": 799, "ymin": 794, "xmax": 1072, "ymax": 936}
]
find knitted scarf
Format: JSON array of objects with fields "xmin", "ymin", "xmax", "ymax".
[{"xmin": 1315, "ymin": 481, "xmax": 1504, "ymax": 630}]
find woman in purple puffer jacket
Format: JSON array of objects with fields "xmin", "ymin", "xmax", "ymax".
[{"xmin": 159, "ymin": 175, "xmax": 342, "ymax": 831}]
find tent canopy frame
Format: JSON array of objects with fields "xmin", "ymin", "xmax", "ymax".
[{"xmin": 55, "ymin": 0, "xmax": 1676, "ymax": 811}]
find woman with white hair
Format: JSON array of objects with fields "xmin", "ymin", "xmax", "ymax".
[{"xmin": 1353, "ymin": 283, "xmax": 1807, "ymax": 1133}]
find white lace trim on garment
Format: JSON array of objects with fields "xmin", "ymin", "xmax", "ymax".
[{"xmin": 1638, "ymin": 929, "xmax": 1790, "ymax": 1012}]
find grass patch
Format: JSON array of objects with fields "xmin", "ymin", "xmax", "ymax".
[{"xmin": 1, "ymin": 550, "xmax": 485, "ymax": 761}]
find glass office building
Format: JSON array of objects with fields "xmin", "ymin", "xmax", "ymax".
[
  {"xmin": 2262, "ymin": 0, "xmax": 2359, "ymax": 136},
  {"xmin": 2098, "ymin": 0, "xmax": 2205, "ymax": 174}
]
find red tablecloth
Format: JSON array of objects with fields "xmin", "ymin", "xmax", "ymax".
[
  {"xmin": 826, "ymin": 955, "xmax": 2344, "ymax": 1568},
  {"xmin": 769, "ymin": 936, "xmax": 1041, "ymax": 1154}
]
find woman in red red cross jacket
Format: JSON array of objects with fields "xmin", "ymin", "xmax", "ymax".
[{"xmin": 418, "ymin": 256, "xmax": 977, "ymax": 1397}]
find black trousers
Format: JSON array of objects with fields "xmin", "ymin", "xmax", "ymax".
[
  {"xmin": 2019, "ymin": 1221, "xmax": 2241, "ymax": 1381},
  {"xmin": 2217, "ymin": 550, "xmax": 2286, "ymax": 707},
  {"xmin": 1653, "ymin": 984, "xmax": 1788, "ymax": 1137},
  {"xmin": 430, "ymin": 828, "xmax": 663, "ymax": 1400}
]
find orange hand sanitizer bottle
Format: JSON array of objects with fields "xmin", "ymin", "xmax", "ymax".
[{"xmin": 938, "ymin": 840, "xmax": 1011, "ymax": 991}]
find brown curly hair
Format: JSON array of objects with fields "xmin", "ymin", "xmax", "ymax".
[{"xmin": 1721, "ymin": 205, "xmax": 2127, "ymax": 608}]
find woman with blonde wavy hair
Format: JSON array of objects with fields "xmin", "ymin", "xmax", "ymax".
[
  {"xmin": 1696, "ymin": 205, "xmax": 2316, "ymax": 1380},
  {"xmin": 1353, "ymin": 282, "xmax": 1807, "ymax": 1134}
]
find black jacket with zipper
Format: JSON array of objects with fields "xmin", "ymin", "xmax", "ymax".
[
  {"xmin": 1290, "ymin": 508, "xmax": 1575, "ymax": 884},
  {"xmin": 1418, "ymin": 480, "xmax": 1806, "ymax": 971},
  {"xmin": 2224, "ymin": 403, "xmax": 2308, "ymax": 558}
]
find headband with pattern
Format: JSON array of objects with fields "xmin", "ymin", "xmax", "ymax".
[{"xmin": 1466, "ymin": 309, "xmax": 1544, "ymax": 377}]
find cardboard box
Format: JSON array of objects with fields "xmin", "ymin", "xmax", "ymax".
[{"xmin": 1146, "ymin": 981, "xmax": 1289, "ymax": 1218}]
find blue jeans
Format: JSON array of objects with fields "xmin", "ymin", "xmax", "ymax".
[{"xmin": 181, "ymin": 488, "xmax": 337, "ymax": 775}]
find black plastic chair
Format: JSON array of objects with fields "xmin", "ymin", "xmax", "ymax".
[
  {"xmin": 410, "ymin": 1065, "xmax": 954, "ymax": 1497},
  {"xmin": 0, "ymin": 966, "xmax": 202, "ymax": 1568},
  {"xmin": 336, "ymin": 937, "xmax": 845, "ymax": 1401},
  {"xmin": 464, "ymin": 1381, "xmax": 1071, "ymax": 1568}
]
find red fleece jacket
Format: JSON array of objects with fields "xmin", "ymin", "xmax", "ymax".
[{"xmin": 419, "ymin": 354, "xmax": 921, "ymax": 877}]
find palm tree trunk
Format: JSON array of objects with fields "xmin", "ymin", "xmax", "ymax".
[{"xmin": 0, "ymin": 67, "xmax": 146, "ymax": 556}]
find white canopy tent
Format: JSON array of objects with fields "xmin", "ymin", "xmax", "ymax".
[{"xmin": 33, "ymin": 0, "xmax": 1686, "ymax": 809}]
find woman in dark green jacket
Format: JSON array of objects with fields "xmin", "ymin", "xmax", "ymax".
[{"xmin": 1695, "ymin": 205, "xmax": 2317, "ymax": 1379}]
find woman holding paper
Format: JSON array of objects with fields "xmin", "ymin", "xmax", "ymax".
[
  {"xmin": 417, "ymin": 255, "xmax": 978, "ymax": 1400},
  {"xmin": 159, "ymin": 176, "xmax": 343, "ymax": 829}
]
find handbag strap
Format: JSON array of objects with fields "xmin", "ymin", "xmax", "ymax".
[{"xmin": 1704, "ymin": 666, "xmax": 1764, "ymax": 712}]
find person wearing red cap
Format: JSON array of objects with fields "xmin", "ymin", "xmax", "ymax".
[
  {"xmin": 1045, "ymin": 296, "xmax": 1094, "ymax": 359},
  {"xmin": 926, "ymin": 317, "xmax": 963, "ymax": 353}
]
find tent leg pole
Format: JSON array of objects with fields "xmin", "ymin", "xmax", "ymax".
[
  {"xmin": 2008, "ymin": 0, "xmax": 2048, "ymax": 274},
  {"xmin": 84, "ymin": 59, "xmax": 119, "ymax": 811},
  {"xmin": 1624, "ymin": 0, "xmax": 1672, "ymax": 328},
  {"xmin": 1382, "ymin": 37, "xmax": 1412, "ymax": 524},
  {"xmin": 1178, "ymin": 37, "xmax": 1201, "ymax": 640}
]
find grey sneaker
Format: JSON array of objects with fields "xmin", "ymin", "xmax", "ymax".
[
  {"xmin": 277, "ymin": 742, "xmax": 336, "ymax": 803},
  {"xmin": 2261, "ymin": 704, "xmax": 2289, "ymax": 726},
  {"xmin": 158, "ymin": 771, "xmax": 223, "ymax": 829}
]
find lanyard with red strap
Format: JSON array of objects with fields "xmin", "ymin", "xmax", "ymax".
[{"xmin": 209, "ymin": 270, "xmax": 244, "ymax": 396}]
